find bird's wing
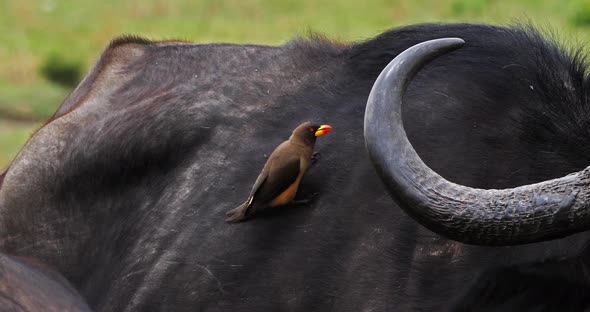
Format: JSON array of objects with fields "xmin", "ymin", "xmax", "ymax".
[
  {"xmin": 251, "ymin": 154, "xmax": 301, "ymax": 205},
  {"xmin": 247, "ymin": 167, "xmax": 269, "ymax": 200}
]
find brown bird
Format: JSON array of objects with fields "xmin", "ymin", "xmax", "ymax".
[{"xmin": 225, "ymin": 122, "xmax": 332, "ymax": 223}]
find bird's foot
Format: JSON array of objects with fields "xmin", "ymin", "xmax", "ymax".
[{"xmin": 292, "ymin": 193, "xmax": 320, "ymax": 205}]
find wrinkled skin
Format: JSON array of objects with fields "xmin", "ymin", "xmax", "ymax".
[{"xmin": 2, "ymin": 24, "xmax": 590, "ymax": 311}]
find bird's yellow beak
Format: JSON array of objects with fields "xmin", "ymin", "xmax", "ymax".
[{"xmin": 315, "ymin": 124, "xmax": 332, "ymax": 137}]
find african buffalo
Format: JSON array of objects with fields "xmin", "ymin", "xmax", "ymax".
[
  {"xmin": 0, "ymin": 255, "xmax": 91, "ymax": 311},
  {"xmin": 2, "ymin": 23, "xmax": 590, "ymax": 311}
]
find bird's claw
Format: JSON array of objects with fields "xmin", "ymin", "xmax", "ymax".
[{"xmin": 311, "ymin": 152, "xmax": 321, "ymax": 164}]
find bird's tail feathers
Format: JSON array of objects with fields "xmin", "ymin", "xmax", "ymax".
[{"xmin": 225, "ymin": 200, "xmax": 251, "ymax": 223}]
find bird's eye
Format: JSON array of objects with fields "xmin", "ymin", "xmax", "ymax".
[{"xmin": 309, "ymin": 127, "xmax": 314, "ymax": 132}]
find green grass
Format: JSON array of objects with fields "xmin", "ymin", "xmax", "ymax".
[
  {"xmin": 0, "ymin": 81, "xmax": 67, "ymax": 120},
  {"xmin": 2, "ymin": 0, "xmax": 590, "ymax": 167}
]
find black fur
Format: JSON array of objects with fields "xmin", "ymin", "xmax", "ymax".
[{"xmin": 1, "ymin": 23, "xmax": 590, "ymax": 311}]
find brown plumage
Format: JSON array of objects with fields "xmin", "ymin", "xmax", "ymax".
[{"xmin": 225, "ymin": 122, "xmax": 332, "ymax": 223}]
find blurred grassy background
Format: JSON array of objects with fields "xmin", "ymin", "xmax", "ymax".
[{"xmin": 2, "ymin": 0, "xmax": 590, "ymax": 168}]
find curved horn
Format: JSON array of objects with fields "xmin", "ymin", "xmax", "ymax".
[{"xmin": 364, "ymin": 38, "xmax": 590, "ymax": 246}]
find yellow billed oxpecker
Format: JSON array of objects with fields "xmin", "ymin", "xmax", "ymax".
[{"xmin": 225, "ymin": 122, "xmax": 332, "ymax": 223}]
